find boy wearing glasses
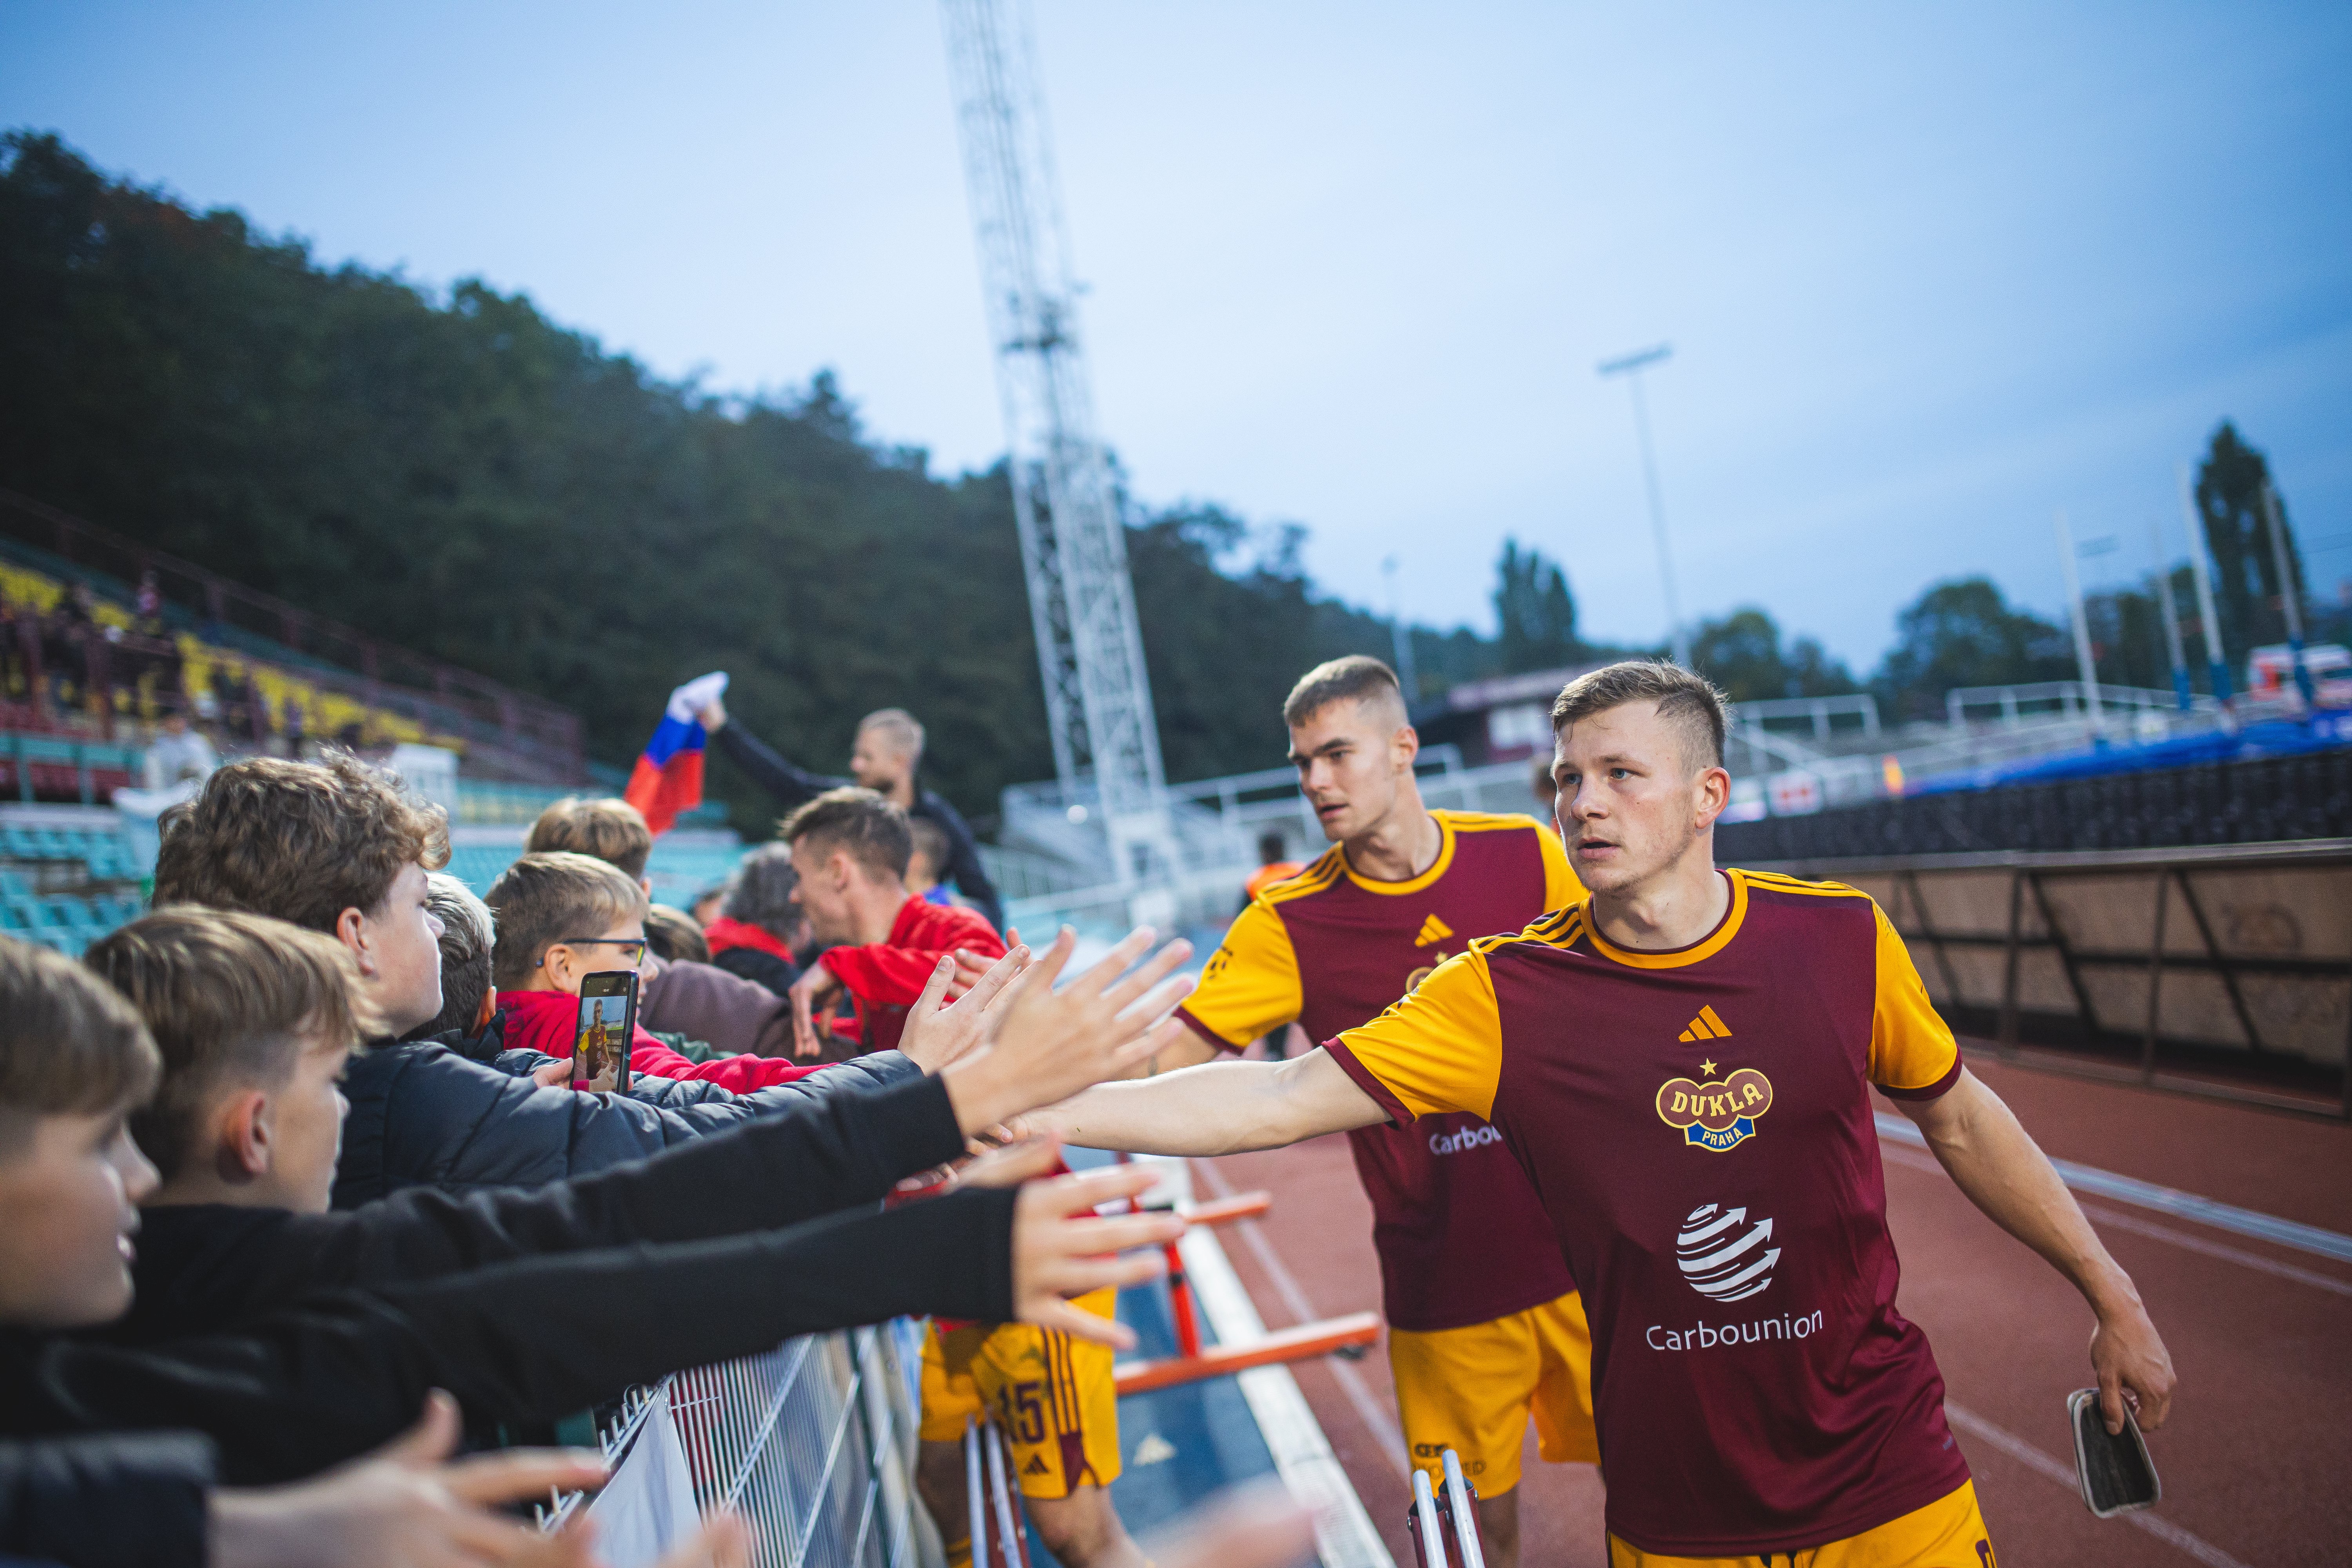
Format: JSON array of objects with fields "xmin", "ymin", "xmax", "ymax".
[{"xmin": 485, "ymin": 853, "xmax": 822, "ymax": 1093}]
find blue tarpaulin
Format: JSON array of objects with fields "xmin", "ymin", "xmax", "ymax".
[{"xmin": 1908, "ymin": 710, "xmax": 2352, "ymax": 796}]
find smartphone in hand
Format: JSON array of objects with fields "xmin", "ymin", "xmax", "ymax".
[
  {"xmin": 2068, "ymin": 1388, "xmax": 2160, "ymax": 1517},
  {"xmin": 572, "ymin": 971, "xmax": 639, "ymax": 1094}
]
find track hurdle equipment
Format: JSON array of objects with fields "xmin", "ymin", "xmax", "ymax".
[
  {"xmin": 1406, "ymin": 1449, "xmax": 1486, "ymax": 1568},
  {"xmin": 1105, "ymin": 1162, "xmax": 1381, "ymax": 1396}
]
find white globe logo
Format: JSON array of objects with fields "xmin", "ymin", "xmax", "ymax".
[{"xmin": 1677, "ymin": 1203, "xmax": 1779, "ymax": 1303}]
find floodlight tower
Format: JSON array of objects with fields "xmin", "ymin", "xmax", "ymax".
[
  {"xmin": 1598, "ymin": 343, "xmax": 1690, "ymax": 669},
  {"xmin": 940, "ymin": 0, "xmax": 1169, "ymax": 881}
]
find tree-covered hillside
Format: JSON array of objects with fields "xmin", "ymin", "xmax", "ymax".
[
  {"xmin": 0, "ymin": 132, "xmax": 1447, "ymax": 825},
  {"xmin": 5, "ymin": 132, "xmax": 2320, "ymax": 829}
]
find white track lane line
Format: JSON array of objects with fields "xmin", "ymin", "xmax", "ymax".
[
  {"xmin": 1177, "ymin": 1210, "xmax": 1395, "ymax": 1568},
  {"xmin": 1191, "ymin": 1159, "xmax": 1415, "ymax": 1482},
  {"xmin": 1877, "ymin": 1145, "xmax": 2352, "ymax": 1297},
  {"xmin": 1941, "ymin": 1402, "xmax": 2251, "ymax": 1568},
  {"xmin": 1875, "ymin": 1112, "xmax": 2352, "ymax": 1264}
]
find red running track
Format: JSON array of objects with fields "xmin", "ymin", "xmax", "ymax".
[{"xmin": 1196, "ymin": 1052, "xmax": 2352, "ymax": 1568}]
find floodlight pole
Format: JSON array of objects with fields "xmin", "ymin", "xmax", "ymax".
[
  {"xmin": 2260, "ymin": 482, "xmax": 2316, "ymax": 713},
  {"xmin": 2147, "ymin": 514, "xmax": 2190, "ymax": 712},
  {"xmin": 2054, "ymin": 509, "xmax": 2107, "ymax": 740},
  {"xmin": 1598, "ymin": 344, "xmax": 1690, "ymax": 668},
  {"xmin": 2175, "ymin": 465, "xmax": 2232, "ymax": 708},
  {"xmin": 1383, "ymin": 554, "xmax": 1419, "ymax": 705}
]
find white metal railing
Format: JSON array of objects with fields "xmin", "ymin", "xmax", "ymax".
[
  {"xmin": 1942, "ymin": 681, "xmax": 2220, "ymax": 731},
  {"xmin": 546, "ymin": 1322, "xmax": 935, "ymax": 1568}
]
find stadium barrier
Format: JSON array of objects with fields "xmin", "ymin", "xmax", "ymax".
[
  {"xmin": 1719, "ymin": 748, "xmax": 2352, "ymax": 863},
  {"xmin": 546, "ymin": 1321, "xmax": 941, "ymax": 1568},
  {"xmin": 1755, "ymin": 840, "xmax": 2352, "ymax": 1118}
]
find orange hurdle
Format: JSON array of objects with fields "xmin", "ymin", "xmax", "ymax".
[
  {"xmin": 1108, "ymin": 1171, "xmax": 1383, "ymax": 1396},
  {"xmin": 1114, "ymin": 1311, "xmax": 1383, "ymax": 1395}
]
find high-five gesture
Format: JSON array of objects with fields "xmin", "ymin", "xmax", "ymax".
[
  {"xmin": 896, "ymin": 944, "xmax": 1031, "ymax": 1074},
  {"xmin": 1004, "ymin": 1149, "xmax": 1185, "ymax": 1350},
  {"xmin": 940, "ymin": 926, "xmax": 1195, "ymax": 1136}
]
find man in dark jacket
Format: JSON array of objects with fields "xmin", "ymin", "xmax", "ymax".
[{"xmin": 699, "ymin": 695, "xmax": 1004, "ymax": 929}]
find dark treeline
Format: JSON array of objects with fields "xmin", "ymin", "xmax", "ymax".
[
  {"xmin": 0, "ymin": 132, "xmax": 1439, "ymax": 825},
  {"xmin": 1, "ymin": 133, "xmax": 2327, "ymax": 830}
]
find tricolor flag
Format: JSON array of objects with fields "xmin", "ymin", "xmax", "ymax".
[{"xmin": 624, "ymin": 672, "xmax": 729, "ymax": 837}]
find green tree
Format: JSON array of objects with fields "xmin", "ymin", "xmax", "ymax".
[
  {"xmin": 2194, "ymin": 422, "xmax": 2306, "ymax": 659},
  {"xmin": 1493, "ymin": 539, "xmax": 1579, "ymax": 673},
  {"xmin": 1870, "ymin": 577, "xmax": 2073, "ymax": 719},
  {"xmin": 1688, "ymin": 608, "xmax": 1859, "ymax": 703}
]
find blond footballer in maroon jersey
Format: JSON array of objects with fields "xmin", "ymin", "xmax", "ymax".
[
  {"xmin": 1034, "ymin": 661, "xmax": 2176, "ymax": 1567},
  {"xmin": 1152, "ymin": 657, "xmax": 1593, "ymax": 1568}
]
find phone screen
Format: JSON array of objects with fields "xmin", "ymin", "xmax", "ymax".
[
  {"xmin": 572, "ymin": 972, "xmax": 638, "ymax": 1095},
  {"xmin": 2069, "ymin": 1389, "xmax": 2159, "ymax": 1516}
]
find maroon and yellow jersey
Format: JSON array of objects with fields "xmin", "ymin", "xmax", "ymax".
[
  {"xmin": 1176, "ymin": 810, "xmax": 1582, "ymax": 1332},
  {"xmin": 1325, "ymin": 869, "xmax": 1969, "ymax": 1558}
]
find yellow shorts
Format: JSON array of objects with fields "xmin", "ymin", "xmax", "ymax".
[
  {"xmin": 1607, "ymin": 1481, "xmax": 1994, "ymax": 1568},
  {"xmin": 1387, "ymin": 1290, "xmax": 1599, "ymax": 1495},
  {"xmin": 917, "ymin": 1290, "xmax": 1122, "ymax": 1499}
]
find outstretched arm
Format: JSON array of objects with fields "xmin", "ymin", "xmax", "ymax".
[
  {"xmin": 1025, "ymin": 1046, "xmax": 1388, "ymax": 1156},
  {"xmin": 1894, "ymin": 1069, "xmax": 2175, "ymax": 1433}
]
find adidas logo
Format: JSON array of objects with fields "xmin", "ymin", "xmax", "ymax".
[
  {"xmin": 1021, "ymin": 1454, "xmax": 1048, "ymax": 1476},
  {"xmin": 1414, "ymin": 913, "xmax": 1454, "ymax": 947},
  {"xmin": 1677, "ymin": 1005, "xmax": 1732, "ymax": 1044}
]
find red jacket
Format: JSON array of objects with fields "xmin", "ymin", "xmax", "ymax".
[
  {"xmin": 495, "ymin": 987, "xmax": 828, "ymax": 1094},
  {"xmin": 822, "ymin": 898, "xmax": 1005, "ymax": 1054}
]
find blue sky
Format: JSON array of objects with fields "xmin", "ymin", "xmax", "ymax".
[{"xmin": 4, "ymin": 2, "xmax": 2347, "ymax": 672}]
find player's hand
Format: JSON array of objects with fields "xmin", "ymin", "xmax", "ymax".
[
  {"xmin": 940, "ymin": 926, "xmax": 1196, "ymax": 1134},
  {"xmin": 902, "ymin": 946, "xmax": 1030, "ymax": 1073},
  {"xmin": 696, "ymin": 695, "xmax": 728, "ymax": 731},
  {"xmin": 208, "ymin": 1390, "xmax": 608, "ymax": 1568},
  {"xmin": 2091, "ymin": 1298, "xmax": 2176, "ymax": 1433},
  {"xmin": 1010, "ymin": 1155, "xmax": 1182, "ymax": 1350},
  {"xmin": 788, "ymin": 962, "xmax": 840, "ymax": 1058}
]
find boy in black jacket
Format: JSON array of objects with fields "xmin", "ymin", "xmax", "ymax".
[
  {"xmin": 88, "ymin": 902, "xmax": 1189, "ymax": 1343},
  {"xmin": 3, "ymin": 915, "xmax": 1192, "ymax": 1511},
  {"xmin": 0, "ymin": 933, "xmax": 612, "ymax": 1566},
  {"xmin": 151, "ymin": 753, "xmax": 922, "ymax": 1207}
]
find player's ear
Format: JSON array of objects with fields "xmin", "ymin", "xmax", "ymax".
[{"xmin": 1693, "ymin": 765, "xmax": 1730, "ymax": 828}]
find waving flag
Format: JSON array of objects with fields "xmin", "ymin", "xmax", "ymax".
[{"xmin": 624, "ymin": 672, "xmax": 728, "ymax": 837}]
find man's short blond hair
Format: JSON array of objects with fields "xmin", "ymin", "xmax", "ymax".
[
  {"xmin": 858, "ymin": 708, "xmax": 925, "ymax": 760},
  {"xmin": 526, "ymin": 797, "xmax": 654, "ymax": 882},
  {"xmin": 1549, "ymin": 660, "xmax": 1729, "ymax": 773},
  {"xmin": 1282, "ymin": 656, "xmax": 1407, "ymax": 730},
  {"xmin": 85, "ymin": 907, "xmax": 370, "ymax": 1181},
  {"xmin": 485, "ymin": 853, "xmax": 652, "ymax": 989}
]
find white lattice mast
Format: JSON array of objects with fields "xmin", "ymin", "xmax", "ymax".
[{"xmin": 940, "ymin": 0, "xmax": 1169, "ymax": 877}]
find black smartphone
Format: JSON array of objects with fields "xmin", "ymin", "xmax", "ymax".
[
  {"xmin": 572, "ymin": 971, "xmax": 638, "ymax": 1095},
  {"xmin": 2068, "ymin": 1388, "xmax": 2160, "ymax": 1517}
]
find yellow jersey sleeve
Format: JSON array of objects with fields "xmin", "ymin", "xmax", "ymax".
[
  {"xmin": 1326, "ymin": 945, "xmax": 1505, "ymax": 1123},
  {"xmin": 1867, "ymin": 901, "xmax": 1962, "ymax": 1098},
  {"xmin": 1535, "ymin": 822, "xmax": 1583, "ymax": 911},
  {"xmin": 1177, "ymin": 897, "xmax": 1304, "ymax": 1051}
]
